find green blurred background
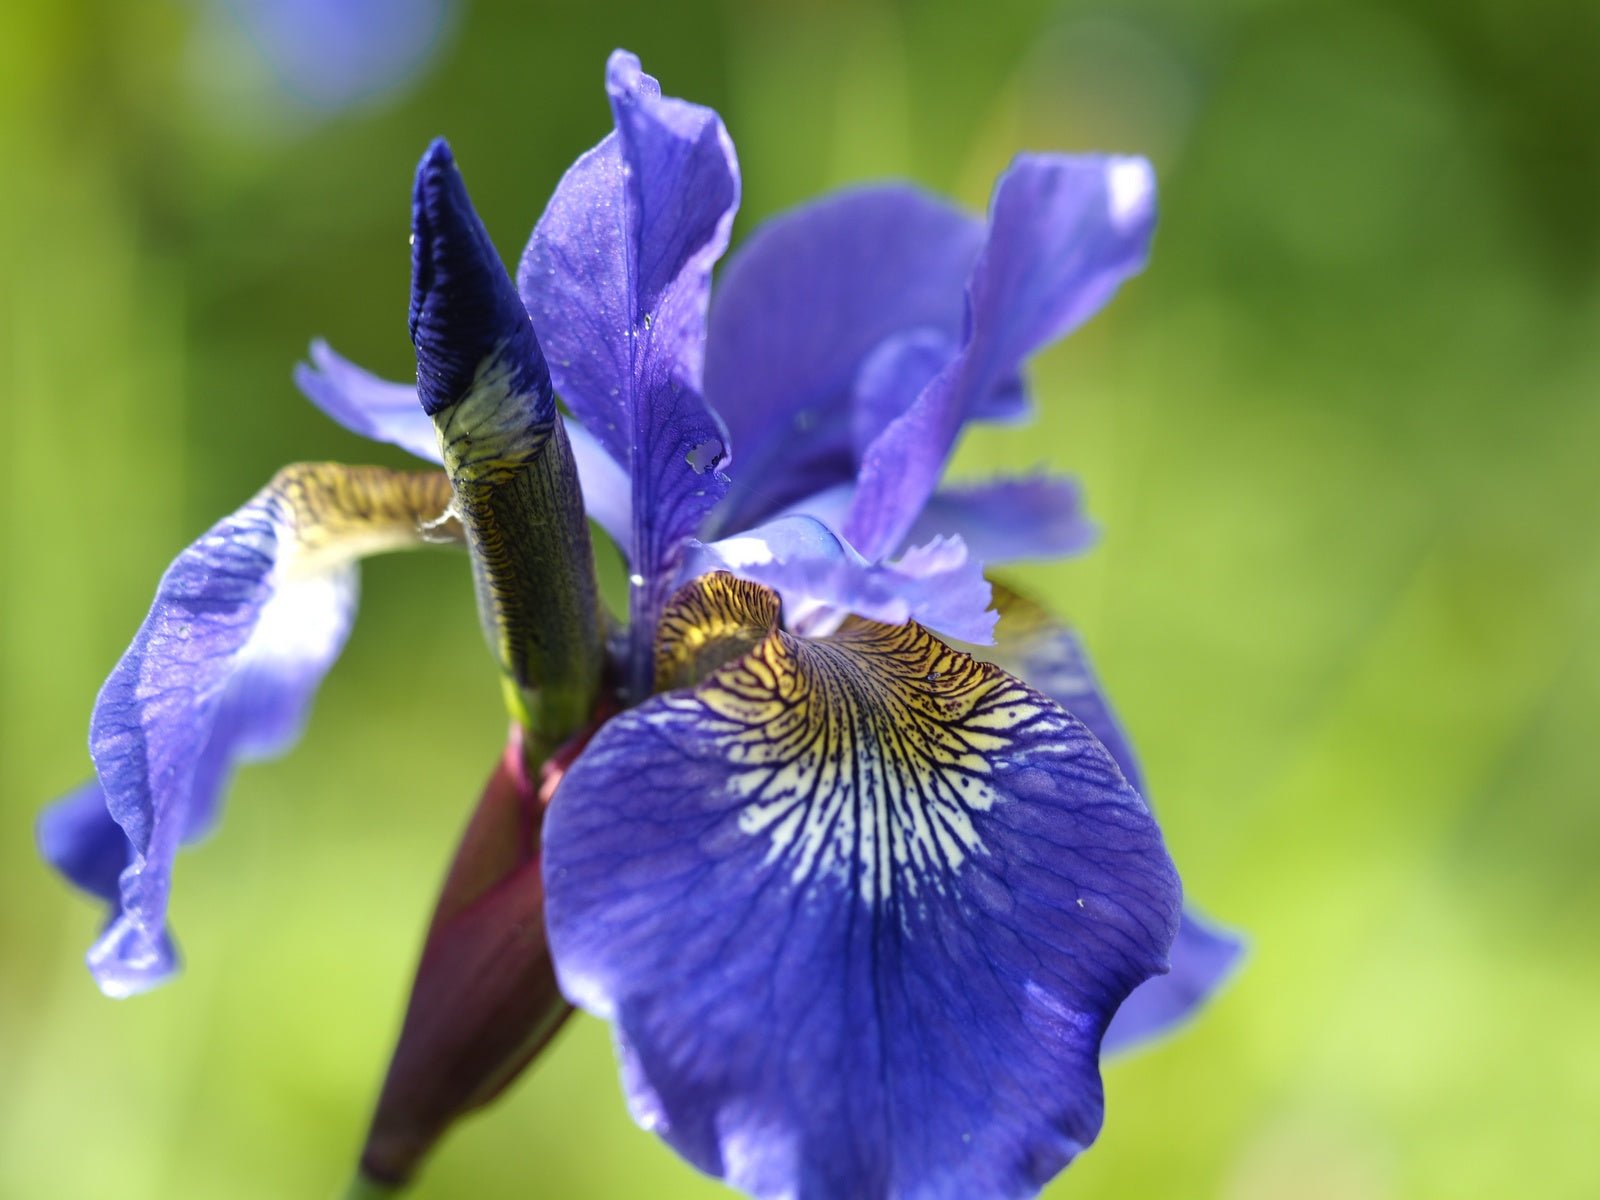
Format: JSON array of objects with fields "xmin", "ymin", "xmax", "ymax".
[{"xmin": 3, "ymin": 0, "xmax": 1597, "ymax": 1196}]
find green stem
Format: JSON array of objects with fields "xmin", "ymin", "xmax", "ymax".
[{"xmin": 443, "ymin": 410, "xmax": 605, "ymax": 750}]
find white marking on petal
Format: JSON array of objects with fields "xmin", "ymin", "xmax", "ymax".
[
  {"xmin": 692, "ymin": 622, "xmax": 1055, "ymax": 907},
  {"xmin": 708, "ymin": 536, "xmax": 776, "ymax": 568},
  {"xmin": 1107, "ymin": 157, "xmax": 1155, "ymax": 230}
]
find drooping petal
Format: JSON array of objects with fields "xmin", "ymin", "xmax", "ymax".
[
  {"xmin": 37, "ymin": 780, "xmax": 125, "ymax": 904},
  {"xmin": 845, "ymin": 155, "xmax": 1157, "ymax": 560},
  {"xmin": 704, "ymin": 187, "xmax": 983, "ymax": 531},
  {"xmin": 544, "ymin": 575, "xmax": 1180, "ymax": 1200},
  {"xmin": 1104, "ymin": 909, "xmax": 1243, "ymax": 1054},
  {"xmin": 518, "ymin": 50, "xmax": 739, "ymax": 688},
  {"xmin": 293, "ymin": 341, "xmax": 633, "ymax": 548},
  {"xmin": 42, "ymin": 465, "xmax": 459, "ymax": 996},
  {"xmin": 683, "ymin": 514, "xmax": 996, "ymax": 644},
  {"xmin": 972, "ymin": 582, "xmax": 1243, "ymax": 1051},
  {"xmin": 294, "ymin": 340, "xmax": 443, "ymax": 464}
]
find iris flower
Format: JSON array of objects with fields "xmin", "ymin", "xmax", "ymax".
[{"xmin": 40, "ymin": 49, "xmax": 1240, "ymax": 1200}]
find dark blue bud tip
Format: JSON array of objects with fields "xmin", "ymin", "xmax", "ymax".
[{"xmin": 409, "ymin": 137, "xmax": 551, "ymax": 417}]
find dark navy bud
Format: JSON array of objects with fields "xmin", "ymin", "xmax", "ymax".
[{"xmin": 409, "ymin": 138, "xmax": 552, "ymax": 419}]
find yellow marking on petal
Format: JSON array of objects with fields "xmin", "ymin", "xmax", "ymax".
[
  {"xmin": 433, "ymin": 351, "xmax": 554, "ymax": 486},
  {"xmin": 265, "ymin": 463, "xmax": 459, "ymax": 579},
  {"xmin": 654, "ymin": 573, "xmax": 781, "ymax": 693},
  {"xmin": 654, "ymin": 573, "xmax": 1059, "ymax": 903}
]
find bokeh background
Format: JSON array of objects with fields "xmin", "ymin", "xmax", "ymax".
[{"xmin": 3, "ymin": 0, "xmax": 1597, "ymax": 1196}]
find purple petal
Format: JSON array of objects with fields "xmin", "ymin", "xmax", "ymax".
[
  {"xmin": 294, "ymin": 341, "xmax": 443, "ymax": 464},
  {"xmin": 972, "ymin": 584, "xmax": 1244, "ymax": 1052},
  {"xmin": 1104, "ymin": 909, "xmax": 1244, "ymax": 1054},
  {"xmin": 705, "ymin": 187, "xmax": 983, "ymax": 532},
  {"xmin": 293, "ymin": 342, "xmax": 633, "ymax": 549},
  {"xmin": 742, "ymin": 472, "xmax": 1092, "ymax": 577},
  {"xmin": 684, "ymin": 514, "xmax": 996, "ymax": 644},
  {"xmin": 563, "ymin": 420, "xmax": 633, "ymax": 550},
  {"xmin": 852, "ymin": 331, "xmax": 1031, "ymax": 452},
  {"xmin": 845, "ymin": 155, "xmax": 1156, "ymax": 560},
  {"xmin": 544, "ymin": 593, "xmax": 1180, "ymax": 1199},
  {"xmin": 902, "ymin": 476, "xmax": 1097, "ymax": 566},
  {"xmin": 518, "ymin": 50, "xmax": 739, "ymax": 687},
  {"xmin": 38, "ymin": 780, "xmax": 127, "ymax": 904},
  {"xmin": 44, "ymin": 466, "xmax": 456, "ymax": 996},
  {"xmin": 849, "ymin": 328, "xmax": 956, "ymax": 458},
  {"xmin": 82, "ymin": 500, "xmax": 354, "ymax": 996}
]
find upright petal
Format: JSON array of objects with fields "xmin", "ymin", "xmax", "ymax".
[
  {"xmin": 544, "ymin": 575, "xmax": 1180, "ymax": 1200},
  {"xmin": 518, "ymin": 50, "xmax": 739, "ymax": 689},
  {"xmin": 845, "ymin": 155, "xmax": 1157, "ymax": 560},
  {"xmin": 850, "ymin": 334, "xmax": 1031, "ymax": 475},
  {"xmin": 683, "ymin": 514, "xmax": 995, "ymax": 644},
  {"xmin": 849, "ymin": 328, "xmax": 959, "ymax": 461},
  {"xmin": 561, "ymin": 420, "xmax": 633, "ymax": 551},
  {"xmin": 703, "ymin": 188, "xmax": 982, "ymax": 531},
  {"xmin": 972, "ymin": 582, "xmax": 1244, "ymax": 1052},
  {"xmin": 41, "ymin": 465, "xmax": 459, "ymax": 996}
]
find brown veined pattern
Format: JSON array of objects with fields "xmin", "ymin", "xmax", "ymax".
[
  {"xmin": 264, "ymin": 463, "xmax": 460, "ymax": 577},
  {"xmin": 651, "ymin": 573, "xmax": 1058, "ymax": 906},
  {"xmin": 654, "ymin": 572, "xmax": 781, "ymax": 692}
]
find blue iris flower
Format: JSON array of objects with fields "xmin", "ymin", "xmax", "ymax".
[{"xmin": 40, "ymin": 49, "xmax": 1240, "ymax": 1200}]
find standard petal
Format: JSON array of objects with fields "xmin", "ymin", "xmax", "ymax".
[
  {"xmin": 851, "ymin": 333, "xmax": 1031, "ymax": 470},
  {"xmin": 972, "ymin": 582, "xmax": 1244, "ymax": 1051},
  {"xmin": 563, "ymin": 420, "xmax": 633, "ymax": 549},
  {"xmin": 518, "ymin": 50, "xmax": 739, "ymax": 686},
  {"xmin": 48, "ymin": 465, "xmax": 458, "ymax": 996},
  {"xmin": 544, "ymin": 575, "xmax": 1181, "ymax": 1200},
  {"xmin": 704, "ymin": 187, "xmax": 983, "ymax": 532},
  {"xmin": 294, "ymin": 340, "xmax": 443, "ymax": 464},
  {"xmin": 849, "ymin": 328, "xmax": 956, "ymax": 460},
  {"xmin": 845, "ymin": 155, "xmax": 1157, "ymax": 560},
  {"xmin": 683, "ymin": 514, "xmax": 996, "ymax": 644}
]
